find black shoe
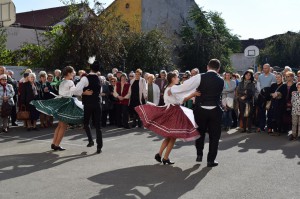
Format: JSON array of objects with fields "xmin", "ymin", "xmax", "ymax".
[
  {"xmin": 12, "ymin": 123, "xmax": 18, "ymax": 126},
  {"xmin": 241, "ymin": 129, "xmax": 247, "ymax": 133},
  {"xmin": 207, "ymin": 161, "xmax": 219, "ymax": 167},
  {"xmin": 124, "ymin": 125, "xmax": 131, "ymax": 129},
  {"xmin": 32, "ymin": 128, "xmax": 39, "ymax": 131},
  {"xmin": 247, "ymin": 130, "xmax": 252, "ymax": 134},
  {"xmin": 196, "ymin": 155, "xmax": 202, "ymax": 162},
  {"xmin": 53, "ymin": 145, "xmax": 66, "ymax": 151},
  {"xmin": 27, "ymin": 128, "xmax": 32, "ymax": 131},
  {"xmin": 87, "ymin": 142, "xmax": 94, "ymax": 147},
  {"xmin": 155, "ymin": 153, "xmax": 162, "ymax": 163},
  {"xmin": 51, "ymin": 144, "xmax": 55, "ymax": 150},
  {"xmin": 162, "ymin": 158, "xmax": 175, "ymax": 165},
  {"xmin": 96, "ymin": 148, "xmax": 102, "ymax": 154}
]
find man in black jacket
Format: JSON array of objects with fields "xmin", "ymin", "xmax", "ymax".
[
  {"xmin": 73, "ymin": 61, "xmax": 102, "ymax": 154},
  {"xmin": 169, "ymin": 59, "xmax": 224, "ymax": 167}
]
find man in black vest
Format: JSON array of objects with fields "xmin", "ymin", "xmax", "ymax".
[
  {"xmin": 74, "ymin": 61, "xmax": 103, "ymax": 154},
  {"xmin": 169, "ymin": 59, "xmax": 224, "ymax": 167}
]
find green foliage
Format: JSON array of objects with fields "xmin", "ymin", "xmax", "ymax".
[
  {"xmin": 13, "ymin": 43, "xmax": 46, "ymax": 67},
  {"xmin": 259, "ymin": 32, "xmax": 300, "ymax": 67},
  {"xmin": 179, "ymin": 6, "xmax": 241, "ymax": 72},
  {"xmin": 123, "ymin": 30, "xmax": 173, "ymax": 73}
]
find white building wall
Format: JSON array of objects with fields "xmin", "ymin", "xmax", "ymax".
[{"xmin": 5, "ymin": 26, "xmax": 45, "ymax": 50}]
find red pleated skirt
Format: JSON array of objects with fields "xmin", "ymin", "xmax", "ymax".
[{"xmin": 135, "ymin": 104, "xmax": 200, "ymax": 142}]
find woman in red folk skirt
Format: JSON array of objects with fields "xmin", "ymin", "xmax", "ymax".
[{"xmin": 135, "ymin": 72, "xmax": 200, "ymax": 165}]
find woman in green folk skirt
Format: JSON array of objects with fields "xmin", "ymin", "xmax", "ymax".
[{"xmin": 31, "ymin": 66, "xmax": 91, "ymax": 151}]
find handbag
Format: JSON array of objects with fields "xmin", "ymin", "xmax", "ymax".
[
  {"xmin": 265, "ymin": 100, "xmax": 272, "ymax": 110},
  {"xmin": 244, "ymin": 103, "xmax": 251, "ymax": 117},
  {"xmin": 17, "ymin": 105, "xmax": 30, "ymax": 120},
  {"xmin": 222, "ymin": 97, "xmax": 234, "ymax": 108},
  {"xmin": 1, "ymin": 90, "xmax": 12, "ymax": 118},
  {"xmin": 1, "ymin": 101, "xmax": 12, "ymax": 118}
]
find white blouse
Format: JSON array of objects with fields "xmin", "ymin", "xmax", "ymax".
[
  {"xmin": 58, "ymin": 80, "xmax": 76, "ymax": 97},
  {"xmin": 164, "ymin": 87, "xmax": 184, "ymax": 105}
]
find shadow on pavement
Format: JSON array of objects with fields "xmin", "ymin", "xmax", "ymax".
[
  {"xmin": 0, "ymin": 152, "xmax": 95, "ymax": 181},
  {"xmin": 219, "ymin": 131, "xmax": 300, "ymax": 161},
  {"xmin": 88, "ymin": 164, "xmax": 211, "ymax": 199}
]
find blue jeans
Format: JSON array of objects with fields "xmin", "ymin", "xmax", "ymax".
[{"xmin": 222, "ymin": 109, "xmax": 233, "ymax": 128}]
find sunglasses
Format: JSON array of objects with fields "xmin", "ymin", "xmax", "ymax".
[
  {"xmin": 1, "ymin": 79, "xmax": 7, "ymax": 80},
  {"xmin": 111, "ymin": 80, "xmax": 116, "ymax": 82}
]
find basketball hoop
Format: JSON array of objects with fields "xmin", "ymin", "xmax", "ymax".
[{"xmin": 0, "ymin": 0, "xmax": 16, "ymax": 27}]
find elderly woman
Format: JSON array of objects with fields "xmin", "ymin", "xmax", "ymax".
[
  {"xmin": 129, "ymin": 68, "xmax": 147, "ymax": 128},
  {"xmin": 21, "ymin": 73, "xmax": 40, "ymax": 131},
  {"xmin": 114, "ymin": 73, "xmax": 131, "ymax": 128},
  {"xmin": 267, "ymin": 73, "xmax": 286, "ymax": 135},
  {"xmin": 237, "ymin": 71, "xmax": 256, "ymax": 133},
  {"xmin": 38, "ymin": 71, "xmax": 55, "ymax": 128},
  {"xmin": 281, "ymin": 71, "xmax": 297, "ymax": 133},
  {"xmin": 222, "ymin": 72, "xmax": 236, "ymax": 131},
  {"xmin": 109, "ymin": 76, "xmax": 118, "ymax": 126},
  {"xmin": 0, "ymin": 74, "xmax": 15, "ymax": 133},
  {"xmin": 100, "ymin": 76, "xmax": 113, "ymax": 127}
]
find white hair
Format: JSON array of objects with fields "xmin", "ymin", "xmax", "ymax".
[
  {"xmin": 39, "ymin": 71, "xmax": 47, "ymax": 77},
  {"xmin": 284, "ymin": 66, "xmax": 292, "ymax": 71},
  {"xmin": 54, "ymin": 69, "xmax": 61, "ymax": 74},
  {"xmin": 28, "ymin": 73, "xmax": 36, "ymax": 79}
]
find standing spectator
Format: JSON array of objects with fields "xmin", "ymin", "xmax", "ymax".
[
  {"xmin": 109, "ymin": 77, "xmax": 117, "ymax": 126},
  {"xmin": 257, "ymin": 64, "xmax": 276, "ymax": 132},
  {"xmin": 18, "ymin": 72, "xmax": 30, "ymax": 128},
  {"xmin": 129, "ymin": 69, "xmax": 147, "ymax": 128},
  {"xmin": 100, "ymin": 76, "xmax": 112, "ymax": 127},
  {"xmin": 237, "ymin": 71, "xmax": 256, "ymax": 133},
  {"xmin": 282, "ymin": 71, "xmax": 297, "ymax": 133},
  {"xmin": 7, "ymin": 70, "xmax": 18, "ymax": 126},
  {"xmin": 191, "ymin": 68, "xmax": 199, "ymax": 77},
  {"xmin": 0, "ymin": 74, "xmax": 15, "ymax": 133},
  {"xmin": 114, "ymin": 73, "xmax": 131, "ymax": 129},
  {"xmin": 283, "ymin": 66, "xmax": 292, "ymax": 81},
  {"xmin": 222, "ymin": 72, "xmax": 236, "ymax": 131},
  {"xmin": 267, "ymin": 73, "xmax": 286, "ymax": 135},
  {"xmin": 253, "ymin": 72, "xmax": 261, "ymax": 127},
  {"xmin": 37, "ymin": 71, "xmax": 54, "ymax": 128},
  {"xmin": 116, "ymin": 71, "xmax": 122, "ymax": 82},
  {"xmin": 128, "ymin": 72, "xmax": 135, "ymax": 83},
  {"xmin": 21, "ymin": 73, "xmax": 40, "ymax": 131},
  {"xmin": 107, "ymin": 73, "xmax": 113, "ymax": 82},
  {"xmin": 155, "ymin": 70, "xmax": 167, "ymax": 106},
  {"xmin": 47, "ymin": 74, "xmax": 54, "ymax": 83},
  {"xmin": 144, "ymin": 72, "xmax": 150, "ymax": 83},
  {"xmin": 147, "ymin": 74, "xmax": 160, "ymax": 105},
  {"xmin": 112, "ymin": 68, "xmax": 118, "ymax": 76},
  {"xmin": 52, "ymin": 69, "xmax": 62, "ymax": 94},
  {"xmin": 297, "ymin": 70, "xmax": 300, "ymax": 83},
  {"xmin": 289, "ymin": 82, "xmax": 300, "ymax": 140}
]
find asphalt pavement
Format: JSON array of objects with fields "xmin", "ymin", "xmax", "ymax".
[{"xmin": 0, "ymin": 124, "xmax": 299, "ymax": 199}]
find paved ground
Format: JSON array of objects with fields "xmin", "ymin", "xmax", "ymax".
[{"xmin": 0, "ymin": 124, "xmax": 299, "ymax": 199}]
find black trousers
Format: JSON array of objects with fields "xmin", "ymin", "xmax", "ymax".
[
  {"xmin": 194, "ymin": 106, "xmax": 223, "ymax": 162},
  {"xmin": 115, "ymin": 104, "xmax": 129, "ymax": 127},
  {"xmin": 84, "ymin": 103, "xmax": 103, "ymax": 149}
]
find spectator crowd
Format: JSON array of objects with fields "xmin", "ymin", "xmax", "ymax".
[{"xmin": 0, "ymin": 64, "xmax": 299, "ymax": 141}]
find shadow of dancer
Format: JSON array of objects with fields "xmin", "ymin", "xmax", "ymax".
[
  {"xmin": 0, "ymin": 152, "xmax": 95, "ymax": 181},
  {"xmin": 88, "ymin": 164, "xmax": 211, "ymax": 199}
]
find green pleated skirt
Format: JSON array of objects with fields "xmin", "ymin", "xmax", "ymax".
[{"xmin": 30, "ymin": 97, "xmax": 83, "ymax": 124}]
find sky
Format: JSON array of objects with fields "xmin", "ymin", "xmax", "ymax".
[{"xmin": 12, "ymin": 0, "xmax": 300, "ymax": 40}]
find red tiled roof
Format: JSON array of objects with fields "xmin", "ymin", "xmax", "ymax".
[{"xmin": 15, "ymin": 5, "xmax": 70, "ymax": 28}]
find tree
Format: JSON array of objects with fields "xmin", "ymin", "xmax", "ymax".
[
  {"xmin": 123, "ymin": 30, "xmax": 173, "ymax": 73},
  {"xmin": 259, "ymin": 32, "xmax": 300, "ymax": 68},
  {"xmin": 178, "ymin": 6, "xmax": 240, "ymax": 72},
  {"xmin": 41, "ymin": 0, "xmax": 129, "ymax": 72}
]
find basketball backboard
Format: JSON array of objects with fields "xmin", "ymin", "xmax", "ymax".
[
  {"xmin": 0, "ymin": 0, "xmax": 16, "ymax": 27},
  {"xmin": 244, "ymin": 45, "xmax": 259, "ymax": 58}
]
